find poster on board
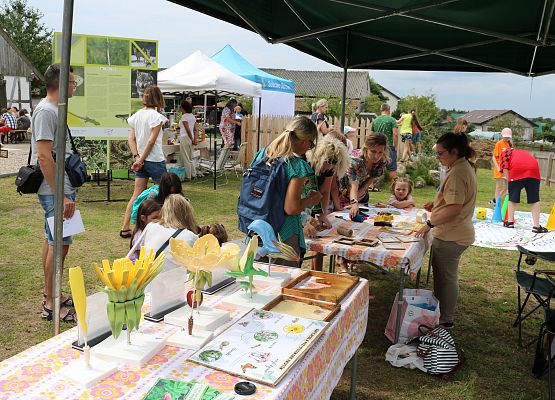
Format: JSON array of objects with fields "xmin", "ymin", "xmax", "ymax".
[{"xmin": 53, "ymin": 33, "xmax": 158, "ymax": 138}]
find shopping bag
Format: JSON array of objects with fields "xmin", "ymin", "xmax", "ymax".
[{"xmin": 384, "ymin": 289, "xmax": 440, "ymax": 343}]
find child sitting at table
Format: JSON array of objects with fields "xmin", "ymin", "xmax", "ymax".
[
  {"xmin": 199, "ymin": 223, "xmax": 228, "ymax": 245},
  {"xmin": 388, "ymin": 177, "xmax": 415, "ymax": 209},
  {"xmin": 129, "ymin": 199, "xmax": 161, "ymax": 262}
]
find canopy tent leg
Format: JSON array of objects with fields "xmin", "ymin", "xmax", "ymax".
[
  {"xmin": 53, "ymin": 0, "xmax": 75, "ymax": 335},
  {"xmin": 213, "ymin": 91, "xmax": 218, "ymax": 190},
  {"xmin": 257, "ymin": 97, "xmax": 261, "ymax": 151},
  {"xmin": 340, "ymin": 31, "xmax": 350, "ymax": 133}
]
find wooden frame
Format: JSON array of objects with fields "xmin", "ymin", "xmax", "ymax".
[
  {"xmin": 263, "ymin": 294, "xmax": 340, "ymax": 322},
  {"xmin": 282, "ymin": 270, "xmax": 359, "ymax": 304}
]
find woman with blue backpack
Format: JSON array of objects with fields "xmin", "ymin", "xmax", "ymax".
[{"xmin": 238, "ymin": 115, "xmax": 322, "ymax": 267}]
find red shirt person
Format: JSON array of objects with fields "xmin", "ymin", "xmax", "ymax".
[{"xmin": 500, "ymin": 148, "xmax": 547, "ymax": 232}]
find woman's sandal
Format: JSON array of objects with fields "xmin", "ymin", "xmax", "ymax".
[
  {"xmin": 532, "ymin": 225, "xmax": 548, "ymax": 233},
  {"xmin": 119, "ymin": 229, "xmax": 132, "ymax": 238},
  {"xmin": 41, "ymin": 305, "xmax": 77, "ymax": 323},
  {"xmin": 503, "ymin": 221, "xmax": 515, "ymax": 228}
]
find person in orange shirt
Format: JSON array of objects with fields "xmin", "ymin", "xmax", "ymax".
[{"xmin": 490, "ymin": 127, "xmax": 513, "ymax": 205}]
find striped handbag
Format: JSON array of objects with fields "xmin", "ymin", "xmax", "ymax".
[{"xmin": 416, "ymin": 326, "xmax": 460, "ymax": 375}]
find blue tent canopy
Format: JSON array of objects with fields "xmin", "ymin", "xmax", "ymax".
[{"xmin": 212, "ymin": 45, "xmax": 294, "ymax": 94}]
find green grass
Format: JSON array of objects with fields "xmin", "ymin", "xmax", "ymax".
[{"xmin": 0, "ymin": 169, "xmax": 554, "ymax": 399}]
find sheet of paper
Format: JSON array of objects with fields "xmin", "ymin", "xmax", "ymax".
[{"xmin": 47, "ymin": 209, "xmax": 85, "ymax": 237}]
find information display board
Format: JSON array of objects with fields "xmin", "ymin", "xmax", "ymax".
[{"xmin": 53, "ymin": 33, "xmax": 158, "ymax": 138}]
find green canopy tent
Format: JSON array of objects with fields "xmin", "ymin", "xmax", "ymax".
[
  {"xmin": 168, "ymin": 0, "xmax": 555, "ymax": 127},
  {"xmin": 163, "ymin": 1, "xmax": 554, "ymax": 397}
]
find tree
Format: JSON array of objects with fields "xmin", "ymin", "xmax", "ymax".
[
  {"xmin": 487, "ymin": 114, "xmax": 524, "ymax": 138},
  {"xmin": 397, "ymin": 92, "xmax": 441, "ymax": 131},
  {"xmin": 0, "ymin": 0, "xmax": 53, "ymax": 75},
  {"xmin": 361, "ymin": 93, "xmax": 382, "ymax": 114}
]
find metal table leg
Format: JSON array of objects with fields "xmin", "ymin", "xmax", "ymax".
[
  {"xmin": 426, "ymin": 246, "xmax": 434, "ymax": 287},
  {"xmin": 394, "ymin": 267, "xmax": 406, "ymax": 343},
  {"xmin": 349, "ymin": 349, "xmax": 359, "ymax": 400},
  {"xmin": 329, "ymin": 255, "xmax": 336, "ymax": 273}
]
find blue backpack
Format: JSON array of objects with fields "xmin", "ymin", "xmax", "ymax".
[{"xmin": 237, "ymin": 149, "xmax": 287, "ymax": 235}]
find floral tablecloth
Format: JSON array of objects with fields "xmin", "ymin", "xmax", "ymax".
[
  {"xmin": 0, "ymin": 268, "xmax": 369, "ymax": 400},
  {"xmin": 306, "ymin": 208, "xmax": 430, "ymax": 272}
]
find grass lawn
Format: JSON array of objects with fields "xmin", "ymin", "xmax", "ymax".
[{"xmin": 1, "ymin": 168, "xmax": 554, "ymax": 399}]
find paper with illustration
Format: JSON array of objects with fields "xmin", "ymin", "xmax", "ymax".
[{"xmin": 188, "ymin": 309, "xmax": 328, "ymax": 386}]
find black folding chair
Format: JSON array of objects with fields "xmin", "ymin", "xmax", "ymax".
[{"xmin": 513, "ymin": 245, "xmax": 555, "ymax": 347}]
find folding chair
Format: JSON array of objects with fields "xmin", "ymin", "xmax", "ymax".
[
  {"xmin": 513, "ymin": 245, "xmax": 555, "ymax": 347},
  {"xmin": 196, "ymin": 145, "xmax": 232, "ymax": 186},
  {"xmin": 225, "ymin": 142, "xmax": 248, "ymax": 178}
]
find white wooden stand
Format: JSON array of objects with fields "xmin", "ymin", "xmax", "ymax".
[
  {"xmin": 166, "ymin": 328, "xmax": 213, "ymax": 350},
  {"xmin": 58, "ymin": 357, "xmax": 117, "ymax": 388},
  {"xmin": 90, "ymin": 332, "xmax": 166, "ymax": 368},
  {"xmin": 222, "ymin": 289, "xmax": 278, "ymax": 309},
  {"xmin": 164, "ymin": 305, "xmax": 229, "ymax": 332}
]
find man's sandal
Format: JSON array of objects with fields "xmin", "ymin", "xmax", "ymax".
[
  {"xmin": 42, "ymin": 293, "xmax": 73, "ymax": 307},
  {"xmin": 119, "ymin": 229, "xmax": 132, "ymax": 238},
  {"xmin": 41, "ymin": 305, "xmax": 77, "ymax": 323},
  {"xmin": 503, "ymin": 221, "xmax": 515, "ymax": 228}
]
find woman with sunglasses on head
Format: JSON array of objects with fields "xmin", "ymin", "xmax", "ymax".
[
  {"xmin": 416, "ymin": 131, "xmax": 477, "ymax": 329},
  {"xmin": 338, "ymin": 133, "xmax": 390, "ymax": 218},
  {"xmin": 303, "ymin": 135, "xmax": 349, "ymax": 270},
  {"xmin": 255, "ymin": 115, "xmax": 322, "ymax": 266}
]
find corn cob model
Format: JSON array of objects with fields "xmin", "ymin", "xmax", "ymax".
[{"xmin": 92, "ymin": 247, "xmax": 165, "ymax": 342}]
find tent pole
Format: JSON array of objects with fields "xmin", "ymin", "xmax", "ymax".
[
  {"xmin": 214, "ymin": 91, "xmax": 218, "ymax": 190},
  {"xmin": 340, "ymin": 31, "xmax": 350, "ymax": 133},
  {"xmin": 53, "ymin": 0, "xmax": 74, "ymax": 335},
  {"xmin": 257, "ymin": 97, "xmax": 261, "ymax": 151}
]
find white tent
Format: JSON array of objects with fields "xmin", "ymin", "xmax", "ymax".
[{"xmin": 158, "ymin": 50, "xmax": 262, "ymax": 97}]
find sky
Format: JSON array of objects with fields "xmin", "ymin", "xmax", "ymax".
[{"xmin": 26, "ymin": 0, "xmax": 555, "ymax": 119}]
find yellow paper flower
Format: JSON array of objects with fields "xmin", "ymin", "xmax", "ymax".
[
  {"xmin": 238, "ymin": 235, "xmax": 258, "ymax": 272},
  {"xmin": 170, "ymin": 234, "xmax": 240, "ymax": 273}
]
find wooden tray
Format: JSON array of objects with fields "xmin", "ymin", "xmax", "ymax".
[
  {"xmin": 282, "ymin": 271, "xmax": 359, "ymax": 304},
  {"xmin": 262, "ymin": 294, "xmax": 341, "ymax": 322}
]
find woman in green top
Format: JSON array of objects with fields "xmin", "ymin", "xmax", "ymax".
[
  {"xmin": 265, "ymin": 115, "xmax": 322, "ymax": 267},
  {"xmin": 397, "ymin": 108, "xmax": 416, "ymax": 162}
]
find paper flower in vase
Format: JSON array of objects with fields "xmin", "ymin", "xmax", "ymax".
[
  {"xmin": 170, "ymin": 234, "xmax": 240, "ymax": 334},
  {"xmin": 226, "ymin": 235, "xmax": 269, "ymax": 297},
  {"xmin": 92, "ymin": 247, "xmax": 165, "ymax": 341},
  {"xmin": 170, "ymin": 234, "xmax": 241, "ymax": 298}
]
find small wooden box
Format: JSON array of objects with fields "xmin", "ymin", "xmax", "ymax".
[
  {"xmin": 262, "ymin": 294, "xmax": 340, "ymax": 322},
  {"xmin": 282, "ymin": 271, "xmax": 359, "ymax": 305}
]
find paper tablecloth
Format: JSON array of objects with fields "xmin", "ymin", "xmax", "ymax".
[
  {"xmin": 0, "ymin": 270, "xmax": 369, "ymax": 400},
  {"xmin": 306, "ymin": 209, "xmax": 429, "ymax": 272}
]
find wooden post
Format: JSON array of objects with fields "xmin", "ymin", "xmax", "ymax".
[{"xmin": 546, "ymin": 153, "xmax": 554, "ymax": 187}]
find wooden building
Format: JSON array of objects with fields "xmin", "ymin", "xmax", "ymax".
[{"xmin": 0, "ymin": 27, "xmax": 43, "ymax": 110}]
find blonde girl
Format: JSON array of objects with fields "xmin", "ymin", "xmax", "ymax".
[
  {"xmin": 310, "ymin": 98, "xmax": 334, "ymax": 136},
  {"xmin": 339, "ymin": 133, "xmax": 390, "ymax": 218},
  {"xmin": 143, "ymin": 194, "xmax": 199, "ymax": 272},
  {"xmin": 262, "ymin": 115, "xmax": 322, "ymax": 266},
  {"xmin": 388, "ymin": 177, "xmax": 415, "ymax": 209},
  {"xmin": 305, "ymin": 135, "xmax": 349, "ymax": 270}
]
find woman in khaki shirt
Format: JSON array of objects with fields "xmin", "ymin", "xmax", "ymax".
[{"xmin": 416, "ymin": 131, "xmax": 477, "ymax": 328}]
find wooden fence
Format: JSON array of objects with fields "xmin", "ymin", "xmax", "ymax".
[
  {"xmin": 241, "ymin": 115, "xmax": 374, "ymax": 165},
  {"xmin": 534, "ymin": 150, "xmax": 555, "ymax": 186}
]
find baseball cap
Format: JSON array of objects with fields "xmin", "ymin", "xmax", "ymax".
[
  {"xmin": 343, "ymin": 126, "xmax": 356, "ymax": 135},
  {"xmin": 501, "ymin": 128, "xmax": 512, "ymax": 138}
]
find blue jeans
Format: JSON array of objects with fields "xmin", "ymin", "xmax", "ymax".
[
  {"xmin": 38, "ymin": 193, "xmax": 76, "ymax": 246},
  {"xmin": 135, "ymin": 160, "xmax": 166, "ymax": 181},
  {"xmin": 387, "ymin": 146, "xmax": 397, "ymax": 171}
]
